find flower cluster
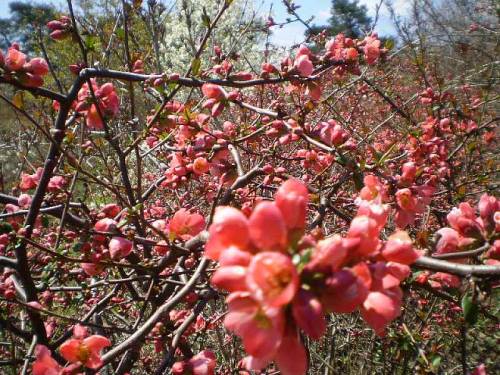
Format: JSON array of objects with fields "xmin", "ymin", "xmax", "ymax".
[
  {"xmin": 0, "ymin": 44, "xmax": 49, "ymax": 87},
  {"xmin": 47, "ymin": 16, "xmax": 73, "ymax": 40},
  {"xmin": 201, "ymin": 83, "xmax": 238, "ymax": 117},
  {"xmin": 76, "ymin": 79, "xmax": 120, "ymax": 130},
  {"xmin": 205, "ymin": 177, "xmax": 420, "ymax": 374},
  {"xmin": 436, "ymin": 194, "xmax": 499, "ymax": 263}
]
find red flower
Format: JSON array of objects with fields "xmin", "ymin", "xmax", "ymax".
[
  {"xmin": 294, "ymin": 54, "xmax": 313, "ymax": 77},
  {"xmin": 246, "ymin": 251, "xmax": 299, "ymax": 307},
  {"xmin": 292, "ymin": 290, "xmax": 326, "ymax": 340},
  {"xmin": 205, "ymin": 206, "xmax": 250, "ymax": 260},
  {"xmin": 5, "ymin": 47, "xmax": 26, "ymax": 71},
  {"xmin": 381, "ymin": 231, "xmax": 420, "ymax": 265},
  {"xmin": 32, "ymin": 345, "xmax": 62, "ymax": 375},
  {"xmin": 59, "ymin": 325, "xmax": 111, "ymax": 369},
  {"xmin": 360, "ymin": 288, "xmax": 402, "ymax": 335},
  {"xmin": 248, "ymin": 201, "xmax": 287, "ymax": 251},
  {"xmin": 168, "ymin": 208, "xmax": 205, "ymax": 240},
  {"xmin": 224, "ymin": 292, "xmax": 285, "ymax": 360},
  {"xmin": 275, "ymin": 179, "xmax": 309, "ymax": 230}
]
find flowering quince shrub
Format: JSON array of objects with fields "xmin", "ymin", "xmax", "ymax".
[
  {"xmin": 0, "ymin": 1, "xmax": 498, "ymax": 374},
  {"xmin": 206, "ymin": 178, "xmax": 420, "ymax": 373}
]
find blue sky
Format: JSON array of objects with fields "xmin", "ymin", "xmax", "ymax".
[{"xmin": 0, "ymin": 0, "xmax": 409, "ymax": 46}]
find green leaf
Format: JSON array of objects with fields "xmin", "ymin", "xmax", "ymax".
[
  {"xmin": 0, "ymin": 222, "xmax": 13, "ymax": 234},
  {"xmin": 461, "ymin": 294, "xmax": 479, "ymax": 325},
  {"xmin": 41, "ymin": 215, "xmax": 50, "ymax": 228},
  {"xmin": 85, "ymin": 35, "xmax": 99, "ymax": 52},
  {"xmin": 384, "ymin": 38, "xmax": 395, "ymax": 51},
  {"xmin": 292, "ymin": 248, "xmax": 312, "ymax": 273},
  {"xmin": 377, "ymin": 142, "xmax": 397, "ymax": 166},
  {"xmin": 201, "ymin": 8, "xmax": 211, "ymax": 27},
  {"xmin": 191, "ymin": 58, "xmax": 201, "ymax": 76},
  {"xmin": 431, "ymin": 355, "xmax": 442, "ymax": 370},
  {"xmin": 115, "ymin": 28, "xmax": 125, "ymax": 40}
]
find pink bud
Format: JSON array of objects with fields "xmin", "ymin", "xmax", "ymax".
[
  {"xmin": 108, "ymin": 237, "xmax": 133, "ymax": 259},
  {"xmin": 46, "ymin": 20, "xmax": 64, "ymax": 31},
  {"xmin": 275, "ymin": 179, "xmax": 309, "ymax": 230},
  {"xmin": 201, "ymin": 83, "xmax": 225, "ymax": 100},
  {"xmin": 50, "ymin": 29, "xmax": 69, "ymax": 40},
  {"xmin": 26, "ymin": 58, "xmax": 49, "ymax": 75},
  {"xmin": 248, "ymin": 202, "xmax": 287, "ymax": 251},
  {"xmin": 205, "ymin": 206, "xmax": 249, "ymax": 260},
  {"xmin": 19, "ymin": 73, "xmax": 44, "ymax": 88}
]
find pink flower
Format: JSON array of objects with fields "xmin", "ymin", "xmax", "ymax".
[
  {"xmin": 211, "ymin": 263, "xmax": 248, "ymax": 292},
  {"xmin": 94, "ymin": 218, "xmax": 117, "ymax": 233},
  {"xmin": 429, "ymin": 272, "xmax": 461, "ymax": 289},
  {"xmin": 168, "ymin": 208, "xmax": 205, "ymax": 240},
  {"xmin": 17, "ymin": 193, "xmax": 32, "ymax": 208},
  {"xmin": 478, "ymin": 194, "xmax": 498, "ymax": 230},
  {"xmin": 19, "ymin": 168, "xmax": 43, "ymax": 191},
  {"xmin": 248, "ymin": 202, "xmax": 287, "ymax": 251},
  {"xmin": 47, "ymin": 176, "xmax": 66, "ymax": 192},
  {"xmin": 77, "ymin": 79, "xmax": 120, "ymax": 130},
  {"xmin": 363, "ymin": 34, "xmax": 381, "ymax": 65},
  {"xmin": 192, "ymin": 157, "xmax": 210, "ymax": 175},
  {"xmin": 81, "ymin": 262, "xmax": 105, "ymax": 276},
  {"xmin": 320, "ymin": 121, "xmax": 349, "ymax": 146},
  {"xmin": 294, "ymin": 54, "xmax": 313, "ymax": 77},
  {"xmin": 25, "ymin": 57, "xmax": 49, "ymax": 75},
  {"xmin": 205, "ymin": 206, "xmax": 250, "ymax": 260},
  {"xmin": 347, "ymin": 215, "xmax": 381, "ymax": 257},
  {"xmin": 201, "ymin": 83, "xmax": 225, "ymax": 100},
  {"xmin": 219, "ymin": 246, "xmax": 252, "ymax": 266},
  {"xmin": 246, "ymin": 252, "xmax": 299, "ymax": 307},
  {"xmin": 471, "ymin": 364, "xmax": 487, "ymax": 375},
  {"xmin": 275, "ymin": 179, "xmax": 309, "ymax": 230},
  {"xmin": 224, "ymin": 292, "xmax": 285, "ymax": 360},
  {"xmin": 108, "ymin": 237, "xmax": 133, "ymax": 259},
  {"xmin": 358, "ymin": 174, "xmax": 386, "ymax": 203},
  {"xmin": 274, "ymin": 325, "xmax": 308, "ymax": 375},
  {"xmin": 100, "ymin": 203, "xmax": 121, "ymax": 218},
  {"xmin": 360, "ymin": 288, "xmax": 402, "ymax": 335},
  {"xmin": 305, "ymin": 235, "xmax": 347, "ymax": 273},
  {"xmin": 447, "ymin": 202, "xmax": 482, "ymax": 238},
  {"xmin": 59, "ymin": 325, "xmax": 111, "ymax": 369},
  {"xmin": 395, "ymin": 188, "xmax": 419, "ymax": 228},
  {"xmin": 382, "ymin": 231, "xmax": 420, "ymax": 265},
  {"xmin": 292, "ymin": 290, "xmax": 326, "ymax": 340},
  {"xmin": 188, "ymin": 350, "xmax": 217, "ymax": 375},
  {"xmin": 435, "ymin": 227, "xmax": 460, "ymax": 254},
  {"xmin": 5, "ymin": 47, "xmax": 26, "ymax": 71},
  {"xmin": 32, "ymin": 345, "xmax": 62, "ymax": 375},
  {"xmin": 322, "ymin": 269, "xmax": 368, "ymax": 313}
]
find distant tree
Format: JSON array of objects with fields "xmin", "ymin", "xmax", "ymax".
[
  {"xmin": 0, "ymin": 1, "xmax": 57, "ymax": 50},
  {"xmin": 307, "ymin": 0, "xmax": 372, "ymax": 39}
]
